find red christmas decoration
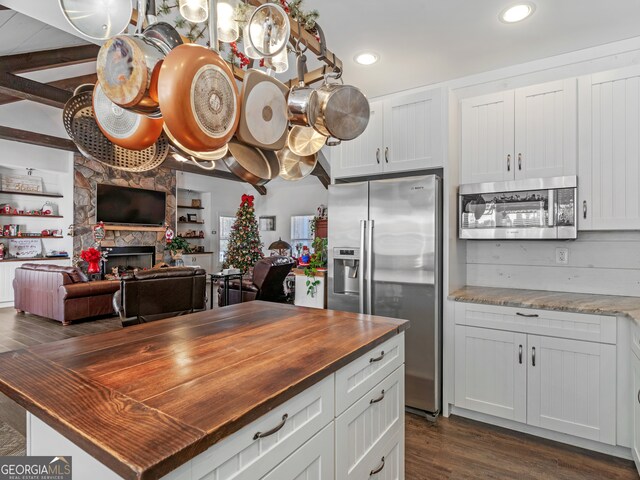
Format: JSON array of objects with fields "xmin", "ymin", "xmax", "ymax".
[
  {"xmin": 241, "ymin": 194, "xmax": 255, "ymax": 207},
  {"xmin": 230, "ymin": 42, "xmax": 250, "ymax": 68}
]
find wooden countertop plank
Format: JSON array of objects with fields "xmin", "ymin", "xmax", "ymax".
[
  {"xmin": 30, "ymin": 301, "xmax": 271, "ymax": 361},
  {"xmin": 96, "ymin": 310, "xmax": 353, "ymax": 399},
  {"xmin": 0, "ymin": 302, "xmax": 408, "ymax": 480},
  {"xmin": 144, "ymin": 319, "xmax": 400, "ymax": 434},
  {"xmin": 0, "ymin": 351, "xmax": 206, "ymax": 480},
  {"xmin": 50, "ymin": 308, "xmax": 301, "ymax": 378}
]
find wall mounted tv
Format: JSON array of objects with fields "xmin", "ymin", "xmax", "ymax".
[{"xmin": 96, "ymin": 184, "xmax": 166, "ymax": 226}]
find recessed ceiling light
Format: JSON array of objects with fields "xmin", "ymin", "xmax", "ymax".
[
  {"xmin": 354, "ymin": 52, "xmax": 379, "ymax": 66},
  {"xmin": 500, "ymin": 3, "xmax": 535, "ymax": 23}
]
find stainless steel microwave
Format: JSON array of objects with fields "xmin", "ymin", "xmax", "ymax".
[{"xmin": 458, "ymin": 176, "xmax": 577, "ymax": 240}]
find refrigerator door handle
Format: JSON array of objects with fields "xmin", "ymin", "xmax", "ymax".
[
  {"xmin": 359, "ymin": 220, "xmax": 366, "ymax": 314},
  {"xmin": 367, "ymin": 219, "xmax": 374, "ymax": 315}
]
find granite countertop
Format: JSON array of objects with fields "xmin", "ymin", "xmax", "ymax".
[
  {"xmin": 449, "ymin": 286, "xmax": 640, "ymax": 324},
  {"xmin": 0, "ymin": 301, "xmax": 408, "ymax": 480}
]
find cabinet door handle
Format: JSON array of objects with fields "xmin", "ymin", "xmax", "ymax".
[
  {"xmin": 384, "ymin": 146, "xmax": 389, "ymax": 163},
  {"xmin": 516, "ymin": 312, "xmax": 539, "ymax": 318},
  {"xmin": 637, "ymin": 389, "xmax": 640, "ymax": 405},
  {"xmin": 370, "ymin": 389, "xmax": 386, "ymax": 404},
  {"xmin": 369, "ymin": 351, "xmax": 385, "ymax": 363},
  {"xmin": 519, "ymin": 345, "xmax": 523, "ymax": 364},
  {"xmin": 376, "ymin": 148, "xmax": 380, "ymax": 164},
  {"xmin": 518, "ymin": 153, "xmax": 522, "ymax": 170},
  {"xmin": 583, "ymin": 200, "xmax": 588, "ymax": 220},
  {"xmin": 370, "ymin": 457, "xmax": 385, "ymax": 476},
  {"xmin": 507, "ymin": 154, "xmax": 511, "ymax": 171},
  {"xmin": 253, "ymin": 414, "xmax": 288, "ymax": 440},
  {"xmin": 532, "ymin": 347, "xmax": 536, "ymax": 367}
]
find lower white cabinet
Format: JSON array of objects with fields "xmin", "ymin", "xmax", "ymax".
[
  {"xmin": 336, "ymin": 365, "xmax": 404, "ymax": 479},
  {"xmin": 454, "ymin": 303, "xmax": 617, "ymax": 446},
  {"xmin": 261, "ymin": 423, "xmax": 334, "ymax": 480},
  {"xmin": 182, "ymin": 253, "xmax": 213, "ymax": 276},
  {"xmin": 454, "ymin": 325, "xmax": 527, "ymax": 423},
  {"xmin": 631, "ymin": 336, "xmax": 640, "ymax": 472},
  {"xmin": 527, "ymin": 335, "xmax": 616, "ymax": 444}
]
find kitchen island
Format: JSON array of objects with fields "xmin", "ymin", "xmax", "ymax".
[{"xmin": 0, "ymin": 301, "xmax": 408, "ymax": 480}]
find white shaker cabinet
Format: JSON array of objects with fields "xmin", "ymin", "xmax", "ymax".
[
  {"xmin": 578, "ymin": 65, "xmax": 640, "ymax": 230},
  {"xmin": 330, "ymin": 89, "xmax": 443, "ymax": 179},
  {"xmin": 527, "ymin": 335, "xmax": 616, "ymax": 444},
  {"xmin": 454, "ymin": 325, "xmax": 527, "ymax": 423},
  {"xmin": 461, "ymin": 79, "xmax": 577, "ymax": 184}
]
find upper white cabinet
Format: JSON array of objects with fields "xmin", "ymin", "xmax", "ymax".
[
  {"xmin": 330, "ymin": 89, "xmax": 444, "ymax": 179},
  {"xmin": 578, "ymin": 65, "xmax": 640, "ymax": 230},
  {"xmin": 461, "ymin": 79, "xmax": 577, "ymax": 184}
]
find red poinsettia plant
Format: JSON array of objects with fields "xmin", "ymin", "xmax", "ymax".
[{"xmin": 80, "ymin": 247, "xmax": 102, "ymax": 263}]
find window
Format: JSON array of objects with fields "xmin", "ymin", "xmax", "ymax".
[
  {"xmin": 290, "ymin": 215, "xmax": 314, "ymax": 254},
  {"xmin": 219, "ymin": 215, "xmax": 235, "ymax": 262}
]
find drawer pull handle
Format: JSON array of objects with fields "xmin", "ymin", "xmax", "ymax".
[
  {"xmin": 370, "ymin": 389, "xmax": 386, "ymax": 404},
  {"xmin": 376, "ymin": 148, "xmax": 380, "ymax": 164},
  {"xmin": 369, "ymin": 351, "xmax": 385, "ymax": 363},
  {"xmin": 507, "ymin": 154, "xmax": 511, "ymax": 171},
  {"xmin": 384, "ymin": 146, "xmax": 389, "ymax": 163},
  {"xmin": 253, "ymin": 414, "xmax": 288, "ymax": 440},
  {"xmin": 516, "ymin": 312, "xmax": 539, "ymax": 318},
  {"xmin": 637, "ymin": 389, "xmax": 640, "ymax": 405},
  {"xmin": 370, "ymin": 456, "xmax": 385, "ymax": 476}
]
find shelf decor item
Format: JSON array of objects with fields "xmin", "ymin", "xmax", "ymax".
[
  {"xmin": 1, "ymin": 174, "xmax": 43, "ymax": 194},
  {"xmin": 191, "ymin": 199, "xmax": 202, "ymax": 208},
  {"xmin": 80, "ymin": 247, "xmax": 103, "ymax": 274},
  {"xmin": 9, "ymin": 238, "xmax": 42, "ymax": 259}
]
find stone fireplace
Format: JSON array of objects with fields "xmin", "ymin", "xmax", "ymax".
[
  {"xmin": 101, "ymin": 246, "xmax": 156, "ymax": 275},
  {"xmin": 73, "ymin": 154, "xmax": 176, "ymax": 265}
]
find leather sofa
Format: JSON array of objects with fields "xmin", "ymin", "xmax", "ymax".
[
  {"xmin": 114, "ymin": 266, "xmax": 207, "ymax": 327},
  {"xmin": 218, "ymin": 256, "xmax": 295, "ymax": 306},
  {"xmin": 13, "ymin": 263, "xmax": 120, "ymax": 325}
]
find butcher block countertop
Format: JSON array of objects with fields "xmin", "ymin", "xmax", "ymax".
[
  {"xmin": 450, "ymin": 285, "xmax": 640, "ymax": 324},
  {"xmin": 0, "ymin": 301, "xmax": 408, "ymax": 480}
]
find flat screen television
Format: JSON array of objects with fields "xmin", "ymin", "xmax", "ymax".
[{"xmin": 96, "ymin": 184, "xmax": 166, "ymax": 226}]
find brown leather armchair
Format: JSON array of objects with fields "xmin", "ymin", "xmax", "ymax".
[
  {"xmin": 13, "ymin": 263, "xmax": 120, "ymax": 325},
  {"xmin": 114, "ymin": 267, "xmax": 207, "ymax": 327},
  {"xmin": 218, "ymin": 256, "xmax": 295, "ymax": 306}
]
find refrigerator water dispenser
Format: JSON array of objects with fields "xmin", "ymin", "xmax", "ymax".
[{"xmin": 332, "ymin": 248, "xmax": 360, "ymax": 295}]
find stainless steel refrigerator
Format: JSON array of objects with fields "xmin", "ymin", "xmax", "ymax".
[{"xmin": 328, "ymin": 175, "xmax": 442, "ymax": 416}]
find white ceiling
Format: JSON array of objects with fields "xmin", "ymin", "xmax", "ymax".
[
  {"xmin": 0, "ymin": 9, "xmax": 87, "ymax": 56},
  {"xmin": 305, "ymin": 0, "xmax": 640, "ymax": 97},
  {"xmin": 2, "ymin": 1, "xmax": 640, "ymax": 98}
]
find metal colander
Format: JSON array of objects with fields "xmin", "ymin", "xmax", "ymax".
[{"xmin": 63, "ymin": 91, "xmax": 170, "ymax": 172}]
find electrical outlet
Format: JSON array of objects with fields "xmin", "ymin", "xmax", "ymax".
[
  {"xmin": 556, "ymin": 247, "xmax": 569, "ymax": 265},
  {"xmin": 211, "ymin": 230, "xmax": 216, "ymax": 235}
]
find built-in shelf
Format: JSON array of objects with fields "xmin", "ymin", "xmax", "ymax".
[
  {"xmin": 1, "ymin": 236, "xmax": 63, "ymax": 239},
  {"xmin": 178, "ymin": 221, "xmax": 205, "ymax": 225},
  {"xmin": 178, "ymin": 236, "xmax": 205, "ymax": 239},
  {"xmin": 103, "ymin": 225, "xmax": 165, "ymax": 232},
  {"xmin": 0, "ymin": 256, "xmax": 69, "ymax": 263},
  {"xmin": 177, "ymin": 205, "xmax": 205, "ymax": 210},
  {"xmin": 0, "ymin": 190, "xmax": 63, "ymax": 198},
  {"xmin": 189, "ymin": 251, "xmax": 214, "ymax": 254},
  {"xmin": 0, "ymin": 213, "xmax": 63, "ymax": 218}
]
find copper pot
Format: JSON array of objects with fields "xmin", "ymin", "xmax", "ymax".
[
  {"xmin": 158, "ymin": 43, "xmax": 240, "ymax": 152},
  {"xmin": 92, "ymin": 81, "xmax": 163, "ymax": 150},
  {"xmin": 96, "ymin": 33, "xmax": 166, "ymax": 117}
]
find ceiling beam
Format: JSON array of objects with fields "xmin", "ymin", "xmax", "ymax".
[
  {"xmin": 0, "ymin": 72, "xmax": 72, "ymax": 108},
  {"xmin": 311, "ymin": 153, "xmax": 330, "ymax": 189},
  {"xmin": 0, "ymin": 73, "xmax": 96, "ymax": 106},
  {"xmin": 0, "ymin": 45, "xmax": 99, "ymax": 74},
  {"xmin": 0, "ymin": 125, "xmax": 79, "ymax": 152}
]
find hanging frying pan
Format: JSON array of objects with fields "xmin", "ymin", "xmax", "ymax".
[
  {"xmin": 287, "ymin": 126, "xmax": 326, "ymax": 157},
  {"xmin": 59, "ymin": 0, "xmax": 132, "ymax": 40},
  {"xmin": 224, "ymin": 139, "xmax": 280, "ymax": 186},
  {"xmin": 93, "ymin": 81, "xmax": 163, "ymax": 150},
  {"xmin": 63, "ymin": 90, "xmax": 170, "ymax": 172},
  {"xmin": 236, "ymin": 69, "xmax": 288, "ymax": 151},
  {"xmin": 163, "ymin": 125, "xmax": 229, "ymax": 161},
  {"xmin": 276, "ymin": 146, "xmax": 317, "ymax": 181},
  {"xmin": 143, "ymin": 22, "xmax": 184, "ymax": 53},
  {"xmin": 157, "ymin": 2, "xmax": 240, "ymax": 152}
]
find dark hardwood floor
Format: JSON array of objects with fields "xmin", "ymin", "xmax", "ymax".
[{"xmin": 0, "ymin": 307, "xmax": 637, "ymax": 479}]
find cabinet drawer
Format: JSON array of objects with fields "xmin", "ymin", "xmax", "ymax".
[
  {"xmin": 192, "ymin": 375, "xmax": 334, "ymax": 480},
  {"xmin": 336, "ymin": 366, "xmax": 404, "ymax": 479},
  {"xmin": 260, "ymin": 422, "xmax": 334, "ymax": 480},
  {"xmin": 347, "ymin": 427, "xmax": 404, "ymax": 480},
  {"xmin": 335, "ymin": 333, "xmax": 404, "ymax": 415},
  {"xmin": 455, "ymin": 302, "xmax": 616, "ymax": 344}
]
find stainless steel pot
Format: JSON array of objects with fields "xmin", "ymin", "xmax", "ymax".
[
  {"xmin": 313, "ymin": 77, "xmax": 370, "ymax": 141},
  {"xmin": 287, "ymin": 54, "xmax": 319, "ymax": 127}
]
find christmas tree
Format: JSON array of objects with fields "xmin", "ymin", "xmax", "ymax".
[{"xmin": 223, "ymin": 194, "xmax": 264, "ymax": 273}]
